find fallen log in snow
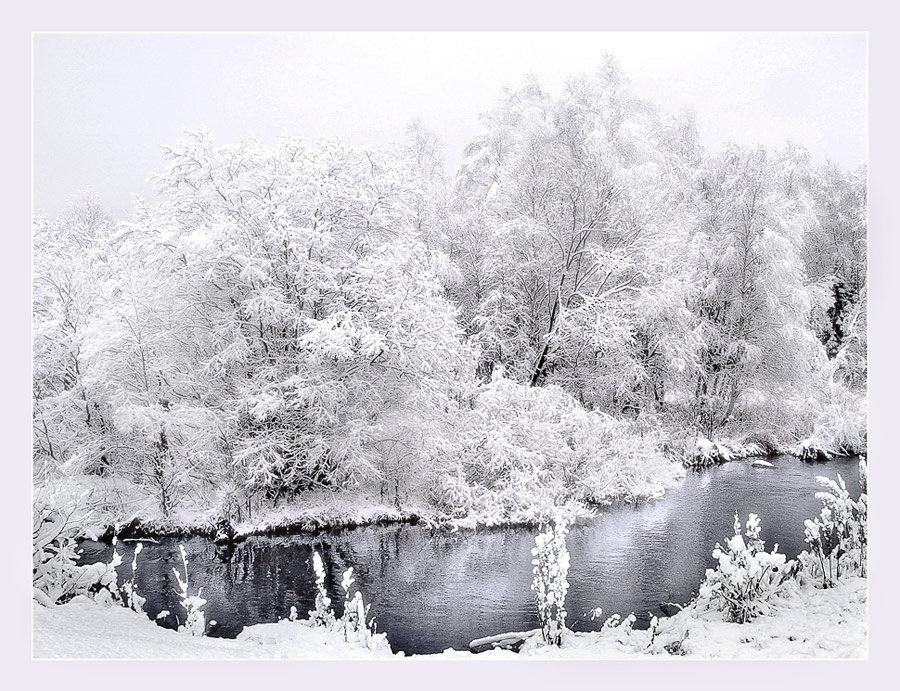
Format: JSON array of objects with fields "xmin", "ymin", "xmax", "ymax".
[{"xmin": 469, "ymin": 629, "xmax": 541, "ymax": 653}]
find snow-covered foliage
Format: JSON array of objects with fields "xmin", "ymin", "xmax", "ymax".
[
  {"xmin": 338, "ymin": 567, "xmax": 379, "ymax": 647},
  {"xmin": 685, "ymin": 437, "xmax": 767, "ymax": 467},
  {"xmin": 32, "ymin": 486, "xmax": 124, "ymax": 607},
  {"xmin": 33, "ymin": 490, "xmax": 90, "ymax": 606},
  {"xmin": 32, "ymin": 58, "xmax": 866, "ymax": 531},
  {"xmin": 302, "ymin": 551, "xmax": 385, "ymax": 651},
  {"xmin": 791, "ymin": 370, "xmax": 868, "ymax": 458},
  {"xmin": 308, "ymin": 551, "xmax": 335, "ymax": 627},
  {"xmin": 432, "ymin": 368, "xmax": 684, "ymax": 527},
  {"xmin": 121, "ymin": 543, "xmax": 146, "ymax": 613},
  {"xmin": 698, "ymin": 513, "xmax": 796, "ymax": 624},
  {"xmin": 172, "ymin": 544, "xmax": 207, "ymax": 636},
  {"xmin": 531, "ymin": 520, "xmax": 570, "ymax": 646},
  {"xmin": 801, "ymin": 461, "xmax": 868, "ymax": 586}
]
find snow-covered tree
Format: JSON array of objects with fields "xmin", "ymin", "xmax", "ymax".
[
  {"xmin": 33, "ymin": 193, "xmax": 116, "ymax": 477},
  {"xmin": 686, "ymin": 144, "xmax": 826, "ymax": 439},
  {"xmin": 132, "ymin": 128, "xmax": 474, "ymax": 512},
  {"xmin": 451, "ymin": 60, "xmax": 703, "ymax": 421}
]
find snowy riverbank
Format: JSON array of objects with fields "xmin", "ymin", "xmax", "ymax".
[
  {"xmin": 33, "ymin": 573, "xmax": 866, "ymax": 660},
  {"xmin": 57, "ymin": 468, "xmax": 688, "ymax": 541}
]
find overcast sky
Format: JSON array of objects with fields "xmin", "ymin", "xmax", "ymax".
[{"xmin": 33, "ymin": 32, "xmax": 867, "ymax": 220}]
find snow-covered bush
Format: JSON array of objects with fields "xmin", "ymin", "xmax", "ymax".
[
  {"xmin": 531, "ymin": 520, "xmax": 570, "ymax": 646},
  {"xmin": 172, "ymin": 544, "xmax": 207, "ymax": 636},
  {"xmin": 802, "ymin": 461, "xmax": 867, "ymax": 587},
  {"xmin": 431, "ymin": 369, "xmax": 684, "ymax": 527},
  {"xmin": 698, "ymin": 513, "xmax": 795, "ymax": 623},
  {"xmin": 338, "ymin": 567, "xmax": 378, "ymax": 647},
  {"xmin": 33, "ymin": 491, "xmax": 90, "ymax": 606},
  {"xmin": 857, "ymin": 459, "xmax": 868, "ymax": 577},
  {"xmin": 308, "ymin": 551, "xmax": 336, "ymax": 627},
  {"xmin": 791, "ymin": 385, "xmax": 867, "ymax": 459},
  {"xmin": 33, "ymin": 487, "xmax": 124, "ymax": 607},
  {"xmin": 305, "ymin": 551, "xmax": 381, "ymax": 649},
  {"xmin": 82, "ymin": 538, "xmax": 126, "ymax": 607},
  {"xmin": 685, "ymin": 437, "xmax": 766, "ymax": 467}
]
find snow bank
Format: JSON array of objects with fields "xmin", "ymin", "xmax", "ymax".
[
  {"xmin": 230, "ymin": 494, "xmax": 428, "ymax": 537},
  {"xmin": 34, "ymin": 575, "xmax": 866, "ymax": 660},
  {"xmin": 481, "ymin": 576, "xmax": 867, "ymax": 659},
  {"xmin": 683, "ymin": 436, "xmax": 767, "ymax": 467},
  {"xmin": 33, "ymin": 596, "xmax": 394, "ymax": 659}
]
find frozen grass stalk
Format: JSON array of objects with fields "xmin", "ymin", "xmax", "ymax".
[
  {"xmin": 309, "ymin": 551, "xmax": 335, "ymax": 626},
  {"xmin": 172, "ymin": 544, "xmax": 207, "ymax": 636},
  {"xmin": 122, "ymin": 542, "xmax": 146, "ymax": 613}
]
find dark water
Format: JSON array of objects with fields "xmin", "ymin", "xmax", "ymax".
[{"xmin": 78, "ymin": 454, "xmax": 862, "ymax": 655}]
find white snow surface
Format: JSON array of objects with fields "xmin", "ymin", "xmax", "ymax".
[
  {"xmin": 33, "ymin": 596, "xmax": 394, "ymax": 659},
  {"xmin": 507, "ymin": 576, "xmax": 867, "ymax": 659},
  {"xmin": 33, "ymin": 576, "xmax": 866, "ymax": 659}
]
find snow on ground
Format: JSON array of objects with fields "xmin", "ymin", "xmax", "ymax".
[
  {"xmin": 33, "ymin": 576, "xmax": 866, "ymax": 660},
  {"xmin": 504, "ymin": 576, "xmax": 867, "ymax": 660},
  {"xmin": 33, "ymin": 596, "xmax": 394, "ymax": 659}
]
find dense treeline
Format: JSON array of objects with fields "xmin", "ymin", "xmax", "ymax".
[{"xmin": 33, "ymin": 61, "xmax": 866, "ymax": 525}]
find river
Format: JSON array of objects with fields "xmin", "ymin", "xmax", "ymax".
[{"xmin": 77, "ymin": 454, "xmax": 862, "ymax": 655}]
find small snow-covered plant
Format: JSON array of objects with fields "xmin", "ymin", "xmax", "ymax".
[
  {"xmin": 308, "ymin": 551, "xmax": 336, "ymax": 627},
  {"xmin": 803, "ymin": 465, "xmax": 867, "ymax": 587},
  {"xmin": 599, "ymin": 612, "xmax": 636, "ymax": 634},
  {"xmin": 338, "ymin": 567, "xmax": 377, "ymax": 647},
  {"xmin": 531, "ymin": 519, "xmax": 570, "ymax": 646},
  {"xmin": 306, "ymin": 552, "xmax": 378, "ymax": 646},
  {"xmin": 856, "ymin": 459, "xmax": 867, "ymax": 577},
  {"xmin": 72, "ymin": 537, "xmax": 125, "ymax": 607},
  {"xmin": 121, "ymin": 543, "xmax": 146, "ymax": 613},
  {"xmin": 698, "ymin": 513, "xmax": 794, "ymax": 623},
  {"xmin": 172, "ymin": 544, "xmax": 207, "ymax": 636}
]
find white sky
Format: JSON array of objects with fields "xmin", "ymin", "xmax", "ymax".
[{"xmin": 33, "ymin": 32, "xmax": 867, "ymax": 220}]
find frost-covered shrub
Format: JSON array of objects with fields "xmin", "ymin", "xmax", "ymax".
[
  {"xmin": 802, "ymin": 461, "xmax": 867, "ymax": 587},
  {"xmin": 431, "ymin": 369, "xmax": 684, "ymax": 526},
  {"xmin": 787, "ymin": 371, "xmax": 867, "ymax": 458},
  {"xmin": 308, "ymin": 551, "xmax": 336, "ymax": 627},
  {"xmin": 531, "ymin": 520, "xmax": 570, "ymax": 646},
  {"xmin": 33, "ymin": 492, "xmax": 90, "ymax": 606},
  {"xmin": 84, "ymin": 539, "xmax": 125, "ymax": 607},
  {"xmin": 338, "ymin": 567, "xmax": 378, "ymax": 647},
  {"xmin": 698, "ymin": 513, "xmax": 795, "ymax": 623},
  {"xmin": 857, "ymin": 459, "xmax": 868, "ymax": 577},
  {"xmin": 172, "ymin": 544, "xmax": 207, "ymax": 636},
  {"xmin": 33, "ymin": 488, "xmax": 123, "ymax": 607},
  {"xmin": 305, "ymin": 551, "xmax": 380, "ymax": 649},
  {"xmin": 685, "ymin": 437, "xmax": 766, "ymax": 467}
]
